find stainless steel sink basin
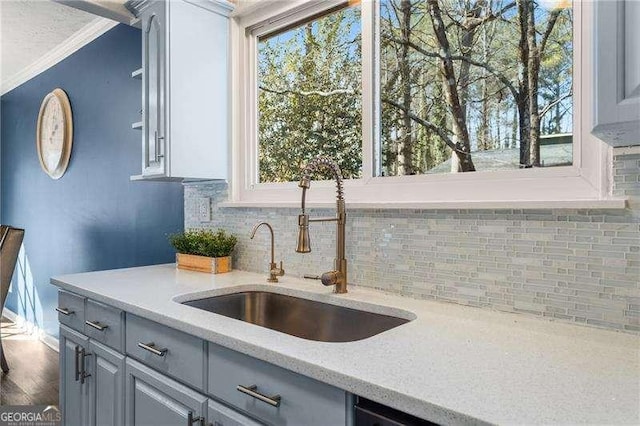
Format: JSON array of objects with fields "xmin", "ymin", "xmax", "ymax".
[{"xmin": 182, "ymin": 291, "xmax": 410, "ymax": 342}]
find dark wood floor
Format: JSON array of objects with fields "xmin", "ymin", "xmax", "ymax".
[{"xmin": 1, "ymin": 316, "xmax": 59, "ymax": 406}]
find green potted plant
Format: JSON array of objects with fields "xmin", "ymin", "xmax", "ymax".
[{"xmin": 169, "ymin": 229, "xmax": 237, "ymax": 274}]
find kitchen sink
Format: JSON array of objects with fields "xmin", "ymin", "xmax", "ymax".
[{"xmin": 181, "ymin": 291, "xmax": 411, "ymax": 342}]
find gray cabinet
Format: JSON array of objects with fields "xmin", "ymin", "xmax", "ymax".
[
  {"xmin": 88, "ymin": 340, "xmax": 125, "ymax": 426},
  {"xmin": 57, "ymin": 290, "xmax": 85, "ymax": 332},
  {"xmin": 125, "ymin": 358, "xmax": 207, "ymax": 426},
  {"xmin": 208, "ymin": 344, "xmax": 347, "ymax": 426},
  {"xmin": 60, "ymin": 326, "xmax": 125, "ymax": 426},
  {"xmin": 85, "ymin": 299, "xmax": 125, "ymax": 352},
  {"xmin": 60, "ymin": 325, "xmax": 91, "ymax": 426},
  {"xmin": 58, "ymin": 290, "xmax": 354, "ymax": 426},
  {"xmin": 126, "ymin": 314, "xmax": 206, "ymax": 391},
  {"xmin": 593, "ymin": 0, "xmax": 640, "ymax": 146},
  {"xmin": 130, "ymin": 0, "xmax": 234, "ymax": 180}
]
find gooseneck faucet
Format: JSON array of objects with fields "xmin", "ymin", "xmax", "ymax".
[
  {"xmin": 295, "ymin": 156, "xmax": 347, "ymax": 294},
  {"xmin": 250, "ymin": 222, "xmax": 285, "ymax": 283}
]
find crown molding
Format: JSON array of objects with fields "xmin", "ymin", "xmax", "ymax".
[
  {"xmin": 1, "ymin": 17, "xmax": 118, "ymax": 96},
  {"xmin": 56, "ymin": 0, "xmax": 137, "ymax": 26}
]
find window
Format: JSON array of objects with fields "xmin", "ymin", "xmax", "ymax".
[
  {"xmin": 257, "ymin": 3, "xmax": 363, "ymax": 183},
  {"xmin": 378, "ymin": 0, "xmax": 573, "ymax": 176},
  {"xmin": 233, "ymin": 0, "xmax": 606, "ymax": 206}
]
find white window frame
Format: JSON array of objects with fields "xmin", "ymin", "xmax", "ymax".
[{"xmin": 226, "ymin": 0, "xmax": 622, "ymax": 209}]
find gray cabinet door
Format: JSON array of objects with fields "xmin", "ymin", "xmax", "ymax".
[
  {"xmin": 141, "ymin": 0, "xmax": 166, "ymax": 176},
  {"xmin": 60, "ymin": 325, "xmax": 90, "ymax": 426},
  {"xmin": 88, "ymin": 339, "xmax": 125, "ymax": 426},
  {"xmin": 207, "ymin": 399, "xmax": 263, "ymax": 426},
  {"xmin": 125, "ymin": 358, "xmax": 207, "ymax": 426}
]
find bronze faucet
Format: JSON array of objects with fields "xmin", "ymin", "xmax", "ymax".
[
  {"xmin": 250, "ymin": 222, "xmax": 284, "ymax": 283},
  {"xmin": 295, "ymin": 156, "xmax": 347, "ymax": 294}
]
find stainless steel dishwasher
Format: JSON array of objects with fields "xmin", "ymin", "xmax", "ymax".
[{"xmin": 355, "ymin": 398, "xmax": 438, "ymax": 426}]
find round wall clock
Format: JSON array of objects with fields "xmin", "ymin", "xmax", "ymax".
[{"xmin": 36, "ymin": 88, "xmax": 73, "ymax": 179}]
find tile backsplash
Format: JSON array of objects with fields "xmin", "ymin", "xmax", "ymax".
[{"xmin": 185, "ymin": 148, "xmax": 640, "ymax": 333}]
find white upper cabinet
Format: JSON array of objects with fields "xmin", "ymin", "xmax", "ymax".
[
  {"xmin": 592, "ymin": 0, "xmax": 640, "ymax": 147},
  {"xmin": 130, "ymin": 0, "xmax": 233, "ymax": 180}
]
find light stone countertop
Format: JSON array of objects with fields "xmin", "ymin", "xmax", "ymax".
[{"xmin": 51, "ymin": 264, "xmax": 640, "ymax": 425}]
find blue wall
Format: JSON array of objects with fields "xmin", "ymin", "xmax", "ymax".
[{"xmin": 0, "ymin": 24, "xmax": 184, "ymax": 338}]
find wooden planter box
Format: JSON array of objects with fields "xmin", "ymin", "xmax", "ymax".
[{"xmin": 176, "ymin": 253, "xmax": 232, "ymax": 274}]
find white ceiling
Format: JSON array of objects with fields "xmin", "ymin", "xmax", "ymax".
[{"xmin": 0, "ymin": 0, "xmax": 98, "ymax": 87}]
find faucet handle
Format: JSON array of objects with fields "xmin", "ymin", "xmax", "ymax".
[
  {"xmin": 320, "ymin": 270, "xmax": 342, "ymax": 287},
  {"xmin": 271, "ymin": 261, "xmax": 285, "ymax": 277}
]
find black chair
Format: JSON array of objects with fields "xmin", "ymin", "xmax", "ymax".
[{"xmin": 0, "ymin": 225, "xmax": 25, "ymax": 373}]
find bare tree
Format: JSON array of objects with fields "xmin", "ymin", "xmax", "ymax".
[
  {"xmin": 427, "ymin": 0, "xmax": 476, "ymax": 172},
  {"xmin": 517, "ymin": 0, "xmax": 561, "ymax": 166}
]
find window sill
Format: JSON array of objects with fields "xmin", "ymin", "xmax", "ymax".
[{"xmin": 219, "ymin": 198, "xmax": 627, "ymax": 210}]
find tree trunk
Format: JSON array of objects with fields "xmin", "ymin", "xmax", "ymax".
[
  {"xmin": 525, "ymin": 0, "xmax": 541, "ymax": 167},
  {"xmin": 511, "ymin": 103, "xmax": 518, "ymax": 149},
  {"xmin": 517, "ymin": 0, "xmax": 531, "ymax": 167},
  {"xmin": 518, "ymin": 96, "xmax": 531, "ymax": 167},
  {"xmin": 479, "ymin": 21, "xmax": 491, "ymax": 151},
  {"xmin": 398, "ymin": 0, "xmax": 414, "ymax": 175},
  {"xmin": 427, "ymin": 0, "xmax": 475, "ymax": 172}
]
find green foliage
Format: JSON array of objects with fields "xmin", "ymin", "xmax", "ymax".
[
  {"xmin": 258, "ymin": 5, "xmax": 362, "ymax": 182},
  {"xmin": 169, "ymin": 229, "xmax": 237, "ymax": 258}
]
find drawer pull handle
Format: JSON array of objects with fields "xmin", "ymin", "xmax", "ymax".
[
  {"xmin": 237, "ymin": 384, "xmax": 281, "ymax": 407},
  {"xmin": 187, "ymin": 412, "xmax": 204, "ymax": 426},
  {"xmin": 80, "ymin": 348, "xmax": 92, "ymax": 385},
  {"xmin": 74, "ymin": 345, "xmax": 81, "ymax": 381},
  {"xmin": 138, "ymin": 342, "xmax": 167, "ymax": 357},
  {"xmin": 56, "ymin": 307, "xmax": 74, "ymax": 316},
  {"xmin": 85, "ymin": 320, "xmax": 108, "ymax": 331}
]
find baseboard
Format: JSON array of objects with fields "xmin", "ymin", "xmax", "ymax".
[
  {"xmin": 40, "ymin": 333, "xmax": 60, "ymax": 353},
  {"xmin": 2, "ymin": 307, "xmax": 18, "ymax": 323},
  {"xmin": 1, "ymin": 307, "xmax": 59, "ymax": 353}
]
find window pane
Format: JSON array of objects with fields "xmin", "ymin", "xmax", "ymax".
[
  {"xmin": 379, "ymin": 0, "xmax": 573, "ymax": 176},
  {"xmin": 257, "ymin": 4, "xmax": 362, "ymax": 183}
]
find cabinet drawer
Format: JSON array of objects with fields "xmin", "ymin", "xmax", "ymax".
[
  {"xmin": 208, "ymin": 345, "xmax": 347, "ymax": 426},
  {"xmin": 57, "ymin": 290, "xmax": 85, "ymax": 332},
  {"xmin": 84, "ymin": 299, "xmax": 125, "ymax": 352},
  {"xmin": 125, "ymin": 314, "xmax": 206, "ymax": 391}
]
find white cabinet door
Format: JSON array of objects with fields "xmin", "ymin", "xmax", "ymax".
[
  {"xmin": 593, "ymin": 0, "xmax": 640, "ymax": 146},
  {"xmin": 141, "ymin": 1, "xmax": 166, "ymax": 177},
  {"xmin": 131, "ymin": 0, "xmax": 233, "ymax": 180}
]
